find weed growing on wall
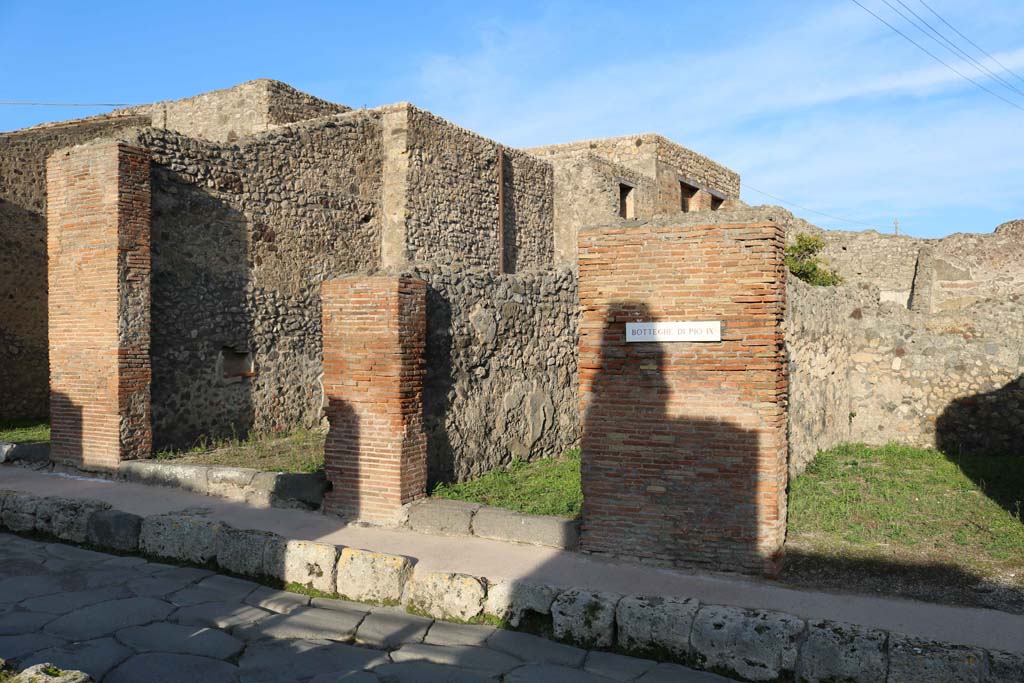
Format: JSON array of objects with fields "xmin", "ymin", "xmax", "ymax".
[{"xmin": 786, "ymin": 233, "xmax": 842, "ymax": 286}]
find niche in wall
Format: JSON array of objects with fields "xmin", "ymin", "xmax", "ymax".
[
  {"xmin": 619, "ymin": 183, "xmax": 636, "ymax": 220},
  {"xmin": 220, "ymin": 346, "xmax": 255, "ymax": 382},
  {"xmin": 680, "ymin": 180, "xmax": 699, "ymax": 212}
]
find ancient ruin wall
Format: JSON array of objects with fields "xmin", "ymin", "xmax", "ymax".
[
  {"xmin": 408, "ymin": 264, "xmax": 579, "ymax": 485},
  {"xmin": 501, "ymin": 148, "xmax": 555, "ymax": 271},
  {"xmin": 136, "ymin": 110, "xmax": 384, "ymax": 449},
  {"xmin": 0, "ymin": 114, "xmax": 152, "ymax": 420}
]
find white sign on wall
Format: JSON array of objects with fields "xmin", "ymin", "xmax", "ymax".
[{"xmin": 626, "ymin": 321, "xmax": 721, "ymax": 343}]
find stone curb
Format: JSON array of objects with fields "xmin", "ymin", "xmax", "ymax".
[
  {"xmin": 1, "ymin": 488, "xmax": 1021, "ymax": 683},
  {"xmin": 404, "ymin": 498, "xmax": 579, "ymax": 550},
  {"xmin": 0, "ymin": 441, "xmax": 50, "ymax": 465}
]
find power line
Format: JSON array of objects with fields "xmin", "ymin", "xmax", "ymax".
[
  {"xmin": 0, "ymin": 101, "xmax": 130, "ymax": 107},
  {"xmin": 743, "ymin": 184, "xmax": 887, "ymax": 230},
  {"xmin": 848, "ymin": 0, "xmax": 1024, "ymax": 112},
  {"xmin": 889, "ymin": 0, "xmax": 1024, "ymax": 97},
  {"xmin": 918, "ymin": 0, "xmax": 1024, "ymax": 87}
]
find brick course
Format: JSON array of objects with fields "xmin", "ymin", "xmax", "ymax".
[
  {"xmin": 47, "ymin": 140, "xmax": 152, "ymax": 470},
  {"xmin": 577, "ymin": 218, "xmax": 788, "ymax": 574},
  {"xmin": 321, "ymin": 276, "xmax": 428, "ymax": 522}
]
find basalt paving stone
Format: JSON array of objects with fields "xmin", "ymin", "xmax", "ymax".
[
  {"xmin": 354, "ymin": 611, "xmax": 433, "ymax": 649},
  {"xmin": 422, "ymin": 621, "xmax": 496, "ymax": 647},
  {"xmin": 0, "ymin": 575, "xmax": 68, "ymax": 603},
  {"xmin": 312, "ymin": 597, "xmax": 378, "ymax": 613},
  {"xmin": 504, "ymin": 663, "xmax": 617, "ymax": 682},
  {"xmin": 635, "ymin": 663, "xmax": 734, "ymax": 682},
  {"xmin": 19, "ymin": 636, "xmax": 134, "ymax": 680},
  {"xmin": 171, "ymin": 602, "xmax": 274, "ymax": 630},
  {"xmin": 245, "ymin": 586, "xmax": 311, "ymax": 614},
  {"xmin": 239, "ymin": 638, "xmax": 388, "ymax": 683},
  {"xmin": 308, "ymin": 672, "xmax": 380, "ymax": 683},
  {"xmin": 0, "ymin": 632, "xmax": 66, "ymax": 660},
  {"xmin": 43, "ymin": 597, "xmax": 175, "ymax": 641},
  {"xmin": 128, "ymin": 573, "xmax": 205, "ymax": 598},
  {"xmin": 582, "ymin": 651, "xmax": 658, "ymax": 681},
  {"xmin": 97, "ymin": 556, "xmax": 149, "ymax": 569},
  {"xmin": 169, "ymin": 574, "xmax": 261, "ymax": 606},
  {"xmin": 44, "ymin": 543, "xmax": 110, "ymax": 563},
  {"xmin": 0, "ymin": 610, "xmax": 56, "ymax": 635},
  {"xmin": 389, "ymin": 643, "xmax": 522, "ymax": 677},
  {"xmin": 235, "ymin": 606, "xmax": 367, "ymax": 642},
  {"xmin": 20, "ymin": 586, "xmax": 132, "ymax": 615},
  {"xmin": 116, "ymin": 622, "xmax": 244, "ymax": 659},
  {"xmin": 371, "ymin": 661, "xmax": 496, "ymax": 682},
  {"xmin": 153, "ymin": 566, "xmax": 215, "ymax": 583},
  {"xmin": 486, "ymin": 629, "xmax": 586, "ymax": 667},
  {"xmin": 106, "ymin": 652, "xmax": 240, "ymax": 683},
  {"xmin": 0, "ymin": 558, "xmax": 46, "ymax": 578}
]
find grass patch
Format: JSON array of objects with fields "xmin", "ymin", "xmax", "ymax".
[
  {"xmin": 0, "ymin": 418, "xmax": 50, "ymax": 444},
  {"xmin": 432, "ymin": 448, "xmax": 582, "ymax": 517},
  {"xmin": 786, "ymin": 442, "xmax": 1024, "ymax": 609},
  {"xmin": 155, "ymin": 427, "xmax": 325, "ymax": 473}
]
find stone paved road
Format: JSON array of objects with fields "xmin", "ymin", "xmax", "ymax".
[{"xmin": 0, "ymin": 533, "xmax": 733, "ymax": 682}]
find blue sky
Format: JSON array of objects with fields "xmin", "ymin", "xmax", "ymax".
[{"xmin": 2, "ymin": 0, "xmax": 1022, "ymax": 238}]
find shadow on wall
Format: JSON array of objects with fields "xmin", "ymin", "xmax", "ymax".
[
  {"xmin": 47, "ymin": 392, "xmax": 81, "ymax": 467},
  {"xmin": 581, "ymin": 302, "xmax": 776, "ymax": 574},
  {"xmin": 935, "ymin": 376, "xmax": 1024, "ymax": 517},
  {"xmin": 322, "ymin": 398, "xmax": 361, "ymax": 520},
  {"xmin": 420, "ymin": 283, "xmax": 456, "ymax": 489},
  {"xmin": 150, "ymin": 174, "xmax": 255, "ymax": 451}
]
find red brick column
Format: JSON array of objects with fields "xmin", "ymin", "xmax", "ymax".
[
  {"xmin": 321, "ymin": 276, "xmax": 428, "ymax": 522},
  {"xmin": 577, "ymin": 220, "xmax": 788, "ymax": 574},
  {"xmin": 47, "ymin": 140, "xmax": 152, "ymax": 470}
]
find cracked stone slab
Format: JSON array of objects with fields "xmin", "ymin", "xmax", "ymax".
[
  {"xmin": 690, "ymin": 605, "xmax": 804, "ymax": 682},
  {"xmin": 470, "ymin": 506, "xmax": 579, "ymax": 549},
  {"xmin": 116, "ymin": 622, "xmax": 243, "ymax": 659},
  {"xmin": 281, "ymin": 539, "xmax": 338, "ymax": 594},
  {"xmin": 582, "ymin": 651, "xmax": 657, "ymax": 681},
  {"xmin": 402, "ymin": 572, "xmax": 485, "ymax": 622},
  {"xmin": 139, "ymin": 513, "xmax": 223, "ymax": 564},
  {"xmin": 0, "ymin": 611, "xmax": 56, "ymax": 635},
  {"xmin": 486, "ymin": 629, "xmax": 585, "ymax": 667},
  {"xmin": 86, "ymin": 509, "xmax": 142, "ymax": 552},
  {"xmin": 483, "ymin": 580, "xmax": 560, "ymax": 628},
  {"xmin": 43, "ymin": 597, "xmax": 175, "ymax": 641},
  {"xmin": 355, "ymin": 610, "xmax": 432, "ymax": 649},
  {"xmin": 169, "ymin": 574, "xmax": 260, "ymax": 606},
  {"xmin": 170, "ymin": 602, "xmax": 273, "ymax": 630},
  {"xmin": 798, "ymin": 619, "xmax": 887, "ymax": 683},
  {"xmin": 216, "ymin": 527, "xmax": 276, "ymax": 577},
  {"xmin": 615, "ymin": 595, "xmax": 698, "ymax": 661},
  {"xmin": 336, "ymin": 547, "xmax": 412, "ymax": 604},
  {"xmin": 389, "ymin": 643, "xmax": 521, "ymax": 677},
  {"xmin": 19, "ymin": 637, "xmax": 133, "ymax": 680},
  {"xmin": 423, "ymin": 621, "xmax": 496, "ymax": 647},
  {"xmin": 887, "ymin": 634, "xmax": 986, "ymax": 683},
  {"xmin": 106, "ymin": 652, "xmax": 238, "ymax": 683},
  {"xmin": 235, "ymin": 606, "xmax": 367, "ymax": 642},
  {"xmin": 245, "ymin": 586, "xmax": 310, "ymax": 614},
  {"xmin": 371, "ymin": 661, "xmax": 495, "ymax": 682},
  {"xmin": 405, "ymin": 500, "xmax": 480, "ymax": 536},
  {"xmin": 127, "ymin": 573, "xmax": 202, "ymax": 598},
  {"xmin": 239, "ymin": 638, "xmax": 388, "ymax": 683},
  {"xmin": 43, "ymin": 544, "xmax": 110, "ymax": 564},
  {"xmin": 0, "ymin": 576, "xmax": 68, "ymax": 604},
  {"xmin": 0, "ymin": 633, "xmax": 67, "ymax": 660}
]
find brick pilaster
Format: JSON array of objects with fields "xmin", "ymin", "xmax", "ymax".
[
  {"xmin": 577, "ymin": 220, "xmax": 788, "ymax": 574},
  {"xmin": 321, "ymin": 276, "xmax": 428, "ymax": 522},
  {"xmin": 47, "ymin": 140, "xmax": 152, "ymax": 470}
]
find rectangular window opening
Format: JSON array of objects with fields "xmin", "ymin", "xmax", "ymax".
[
  {"xmin": 221, "ymin": 347, "xmax": 255, "ymax": 380},
  {"xmin": 711, "ymin": 196, "xmax": 724, "ymax": 211},
  {"xmin": 619, "ymin": 183, "xmax": 636, "ymax": 220},
  {"xmin": 680, "ymin": 181, "xmax": 699, "ymax": 212}
]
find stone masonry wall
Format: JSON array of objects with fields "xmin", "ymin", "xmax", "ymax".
[
  {"xmin": 501, "ymin": 147, "xmax": 555, "ymax": 271},
  {"xmin": 0, "ymin": 114, "xmax": 151, "ymax": 420},
  {"xmin": 578, "ymin": 216, "xmax": 788, "ymax": 574},
  {"xmin": 135, "ymin": 109, "xmax": 384, "ymax": 449},
  {"xmin": 47, "ymin": 140, "xmax": 152, "ymax": 470},
  {"xmin": 406, "ymin": 264, "xmax": 579, "ymax": 485}
]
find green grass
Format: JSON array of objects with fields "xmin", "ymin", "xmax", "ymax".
[
  {"xmin": 432, "ymin": 448, "xmax": 582, "ymax": 517},
  {"xmin": 155, "ymin": 427, "xmax": 325, "ymax": 473},
  {"xmin": 788, "ymin": 442, "xmax": 1024, "ymax": 590},
  {"xmin": 0, "ymin": 419, "xmax": 50, "ymax": 444}
]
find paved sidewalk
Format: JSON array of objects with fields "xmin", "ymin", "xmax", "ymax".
[
  {"xmin": 0, "ymin": 534, "xmax": 729, "ymax": 682},
  {"xmin": 5, "ymin": 467, "xmax": 1024, "ymax": 655}
]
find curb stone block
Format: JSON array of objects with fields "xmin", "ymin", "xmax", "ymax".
[
  {"xmin": 262, "ymin": 533, "xmax": 287, "ymax": 578},
  {"xmin": 140, "ymin": 513, "xmax": 224, "ymax": 564},
  {"xmin": 1, "ymin": 493, "xmax": 41, "ymax": 532},
  {"xmin": 551, "ymin": 588, "xmax": 620, "ymax": 649},
  {"xmin": 887, "ymin": 634, "xmax": 985, "ymax": 683},
  {"xmin": 206, "ymin": 467, "xmax": 258, "ymax": 501},
  {"xmin": 245, "ymin": 472, "xmax": 279, "ymax": 508},
  {"xmin": 988, "ymin": 649, "xmax": 1024, "ymax": 683},
  {"xmin": 336, "ymin": 547, "xmax": 413, "ymax": 604},
  {"xmin": 11, "ymin": 663, "xmax": 92, "ymax": 683},
  {"xmin": 615, "ymin": 595, "xmax": 698, "ymax": 661},
  {"xmin": 797, "ymin": 619, "xmax": 887, "ymax": 683},
  {"xmin": 406, "ymin": 500, "xmax": 480, "ymax": 536},
  {"xmin": 471, "ymin": 506, "xmax": 579, "ymax": 549},
  {"xmin": 120, "ymin": 462, "xmax": 210, "ymax": 494},
  {"xmin": 34, "ymin": 498, "xmax": 111, "ymax": 543},
  {"xmin": 484, "ymin": 580, "xmax": 561, "ymax": 628},
  {"xmin": 271, "ymin": 473, "xmax": 330, "ymax": 510},
  {"xmin": 283, "ymin": 540, "xmax": 338, "ymax": 593},
  {"xmin": 86, "ymin": 509, "xmax": 143, "ymax": 552},
  {"xmin": 216, "ymin": 528, "xmax": 275, "ymax": 577},
  {"xmin": 690, "ymin": 605, "xmax": 804, "ymax": 682},
  {"xmin": 402, "ymin": 571, "xmax": 486, "ymax": 621}
]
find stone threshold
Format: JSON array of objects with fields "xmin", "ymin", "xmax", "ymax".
[{"xmin": 1, "ymin": 488, "xmax": 1021, "ymax": 682}]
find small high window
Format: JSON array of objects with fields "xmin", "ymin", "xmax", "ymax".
[
  {"xmin": 221, "ymin": 347, "xmax": 255, "ymax": 380},
  {"xmin": 711, "ymin": 196, "xmax": 724, "ymax": 211},
  {"xmin": 680, "ymin": 181, "xmax": 699, "ymax": 212},
  {"xmin": 619, "ymin": 183, "xmax": 636, "ymax": 220}
]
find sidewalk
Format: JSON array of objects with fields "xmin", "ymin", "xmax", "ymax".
[{"xmin": 4, "ymin": 466, "xmax": 1022, "ymax": 655}]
